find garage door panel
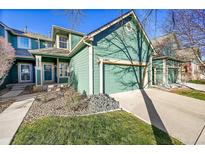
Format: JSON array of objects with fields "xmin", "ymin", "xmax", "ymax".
[{"xmin": 104, "ymin": 64, "xmax": 143, "ymax": 94}]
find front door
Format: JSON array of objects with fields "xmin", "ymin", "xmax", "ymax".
[
  {"xmin": 43, "ymin": 63, "xmax": 54, "ymax": 82},
  {"xmin": 18, "ymin": 63, "xmax": 32, "ymax": 83}
]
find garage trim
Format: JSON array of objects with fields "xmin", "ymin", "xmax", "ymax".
[{"xmin": 98, "ymin": 58, "xmax": 147, "ymax": 93}]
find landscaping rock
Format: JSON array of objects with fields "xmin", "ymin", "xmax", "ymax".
[
  {"xmin": 24, "ymin": 87, "xmax": 119, "ymax": 123},
  {"xmin": 86, "ymin": 94, "xmax": 119, "ymax": 113}
]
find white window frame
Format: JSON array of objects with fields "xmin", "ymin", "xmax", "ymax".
[
  {"xmin": 18, "ymin": 63, "xmax": 32, "ymax": 83},
  {"xmin": 59, "ymin": 62, "xmax": 69, "ymax": 77},
  {"xmin": 58, "ymin": 35, "xmax": 68, "ymax": 49},
  {"xmin": 17, "ymin": 36, "xmax": 31, "ymax": 49},
  {"xmin": 45, "ymin": 41, "xmax": 52, "ymax": 48}
]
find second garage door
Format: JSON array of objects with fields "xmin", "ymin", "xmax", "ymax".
[{"xmin": 104, "ymin": 64, "xmax": 144, "ymax": 94}]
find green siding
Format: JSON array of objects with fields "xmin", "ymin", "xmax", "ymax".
[
  {"xmin": 153, "ymin": 59, "xmax": 164, "ymax": 85},
  {"xmin": 104, "ymin": 64, "xmax": 144, "ymax": 94},
  {"xmin": 8, "ymin": 32, "xmax": 17, "ymax": 48},
  {"xmin": 168, "ymin": 68, "xmax": 178, "ymax": 84},
  {"xmin": 93, "ymin": 16, "xmax": 152, "ymax": 94},
  {"xmin": 0, "ymin": 25, "xmax": 5, "ymax": 37},
  {"xmin": 71, "ymin": 34, "xmax": 83, "ymax": 49},
  {"xmin": 36, "ymin": 69, "xmax": 41, "ymax": 85},
  {"xmin": 70, "ymin": 46, "xmax": 89, "ymax": 94}
]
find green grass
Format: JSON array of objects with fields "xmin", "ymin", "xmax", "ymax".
[
  {"xmin": 170, "ymin": 89, "xmax": 205, "ymax": 101},
  {"xmin": 188, "ymin": 80, "xmax": 205, "ymax": 84},
  {"xmin": 12, "ymin": 111, "xmax": 182, "ymax": 145}
]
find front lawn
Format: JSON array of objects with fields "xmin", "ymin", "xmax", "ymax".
[
  {"xmin": 12, "ymin": 110, "xmax": 182, "ymax": 145},
  {"xmin": 188, "ymin": 80, "xmax": 205, "ymax": 84},
  {"xmin": 170, "ymin": 88, "xmax": 205, "ymax": 101}
]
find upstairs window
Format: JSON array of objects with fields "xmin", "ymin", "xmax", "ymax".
[
  {"xmin": 18, "ymin": 36, "xmax": 31, "ymax": 49},
  {"xmin": 59, "ymin": 36, "xmax": 68, "ymax": 49},
  {"xmin": 59, "ymin": 63, "xmax": 69, "ymax": 77},
  {"xmin": 45, "ymin": 42, "xmax": 52, "ymax": 48}
]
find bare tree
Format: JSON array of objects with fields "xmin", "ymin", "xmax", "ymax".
[
  {"xmin": 64, "ymin": 10, "xmax": 84, "ymax": 30},
  {"xmin": 165, "ymin": 10, "xmax": 205, "ymax": 56},
  {"xmin": 0, "ymin": 37, "xmax": 15, "ymax": 86}
]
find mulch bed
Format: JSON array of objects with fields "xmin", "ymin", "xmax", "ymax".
[
  {"xmin": 23, "ymin": 87, "xmax": 119, "ymax": 124},
  {"xmin": 23, "ymin": 87, "xmax": 88, "ymax": 123},
  {"xmin": 0, "ymin": 100, "xmax": 14, "ymax": 113}
]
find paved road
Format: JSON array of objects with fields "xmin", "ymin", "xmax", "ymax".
[
  {"xmin": 0, "ymin": 97, "xmax": 34, "ymax": 145},
  {"xmin": 111, "ymin": 88, "xmax": 205, "ymax": 145}
]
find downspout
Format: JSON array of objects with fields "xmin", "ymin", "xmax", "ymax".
[{"xmin": 83, "ymin": 40, "xmax": 94, "ymax": 95}]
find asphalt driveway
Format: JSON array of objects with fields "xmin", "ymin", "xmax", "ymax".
[{"xmin": 111, "ymin": 88, "xmax": 205, "ymax": 145}]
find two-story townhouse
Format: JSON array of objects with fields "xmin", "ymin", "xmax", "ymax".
[
  {"xmin": 0, "ymin": 21, "xmax": 52, "ymax": 87},
  {"xmin": 0, "ymin": 10, "xmax": 155, "ymax": 95}
]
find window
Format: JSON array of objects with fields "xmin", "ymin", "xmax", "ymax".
[
  {"xmin": 59, "ymin": 63, "xmax": 69, "ymax": 77},
  {"xmin": 18, "ymin": 37, "xmax": 30, "ymax": 49},
  {"xmin": 59, "ymin": 36, "xmax": 68, "ymax": 49},
  {"xmin": 45, "ymin": 42, "xmax": 52, "ymax": 48}
]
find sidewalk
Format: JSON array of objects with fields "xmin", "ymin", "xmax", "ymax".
[
  {"xmin": 183, "ymin": 83, "xmax": 205, "ymax": 92},
  {"xmin": 0, "ymin": 96, "xmax": 35, "ymax": 145}
]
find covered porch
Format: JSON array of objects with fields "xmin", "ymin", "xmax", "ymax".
[{"xmin": 30, "ymin": 48, "xmax": 71, "ymax": 86}]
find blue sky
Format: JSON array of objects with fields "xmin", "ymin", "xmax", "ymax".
[{"xmin": 0, "ymin": 9, "xmax": 168, "ymax": 39}]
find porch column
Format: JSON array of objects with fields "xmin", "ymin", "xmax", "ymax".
[
  {"xmin": 143, "ymin": 66, "xmax": 149, "ymax": 88},
  {"xmin": 99, "ymin": 60, "xmax": 104, "ymax": 93},
  {"xmin": 35, "ymin": 55, "xmax": 43, "ymax": 86},
  {"xmin": 57, "ymin": 58, "xmax": 59, "ymax": 83},
  {"xmin": 177, "ymin": 65, "xmax": 182, "ymax": 83},
  {"xmin": 162, "ymin": 59, "xmax": 167, "ymax": 85}
]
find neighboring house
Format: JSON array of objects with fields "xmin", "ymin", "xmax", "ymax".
[
  {"xmin": 175, "ymin": 48, "xmax": 205, "ymax": 81},
  {"xmin": 152, "ymin": 32, "xmax": 205, "ymax": 85},
  {"xmin": 0, "ymin": 10, "xmax": 154, "ymax": 95},
  {"xmin": 151, "ymin": 33, "xmax": 184, "ymax": 86}
]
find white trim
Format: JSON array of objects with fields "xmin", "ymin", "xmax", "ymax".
[
  {"xmin": 35, "ymin": 56, "xmax": 42, "ymax": 86},
  {"xmin": 69, "ymin": 33, "xmax": 72, "ymax": 50},
  {"xmin": 149, "ymin": 56, "xmax": 153, "ymax": 86},
  {"xmin": 18, "ymin": 63, "xmax": 33, "ymax": 83},
  {"xmin": 57, "ymin": 34, "xmax": 69, "ymax": 49},
  {"xmin": 163, "ymin": 59, "xmax": 166, "ymax": 84},
  {"xmin": 98, "ymin": 58, "xmax": 147, "ymax": 66},
  {"xmin": 57, "ymin": 58, "xmax": 59, "ymax": 83},
  {"xmin": 56, "ymin": 35, "xmax": 59, "ymax": 48},
  {"xmin": 58, "ymin": 62, "xmax": 69, "ymax": 78},
  {"xmin": 17, "ymin": 36, "xmax": 31, "ymax": 49},
  {"xmin": 38, "ymin": 38, "xmax": 40, "ymax": 49},
  {"xmin": 4, "ymin": 29, "xmax": 8, "ymax": 42},
  {"xmin": 42, "ymin": 62, "xmax": 54, "ymax": 82},
  {"xmin": 88, "ymin": 46, "xmax": 93, "ymax": 95},
  {"xmin": 99, "ymin": 60, "xmax": 103, "ymax": 93}
]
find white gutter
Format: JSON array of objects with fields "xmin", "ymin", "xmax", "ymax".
[{"xmin": 83, "ymin": 40, "xmax": 94, "ymax": 95}]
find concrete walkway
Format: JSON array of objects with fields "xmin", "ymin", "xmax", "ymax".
[
  {"xmin": 183, "ymin": 83, "xmax": 205, "ymax": 92},
  {"xmin": 0, "ymin": 90, "xmax": 23, "ymax": 99},
  {"xmin": 111, "ymin": 88, "xmax": 205, "ymax": 145},
  {"xmin": 0, "ymin": 96, "xmax": 35, "ymax": 145}
]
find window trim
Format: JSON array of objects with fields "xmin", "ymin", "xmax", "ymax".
[
  {"xmin": 59, "ymin": 62, "xmax": 69, "ymax": 77},
  {"xmin": 17, "ymin": 36, "xmax": 31, "ymax": 49},
  {"xmin": 58, "ymin": 35, "xmax": 68, "ymax": 49}
]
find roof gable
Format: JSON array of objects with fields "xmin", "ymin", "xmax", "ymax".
[{"xmin": 71, "ymin": 10, "xmax": 156, "ymax": 54}]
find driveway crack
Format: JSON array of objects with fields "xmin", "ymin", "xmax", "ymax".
[{"xmin": 194, "ymin": 124, "xmax": 205, "ymax": 145}]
